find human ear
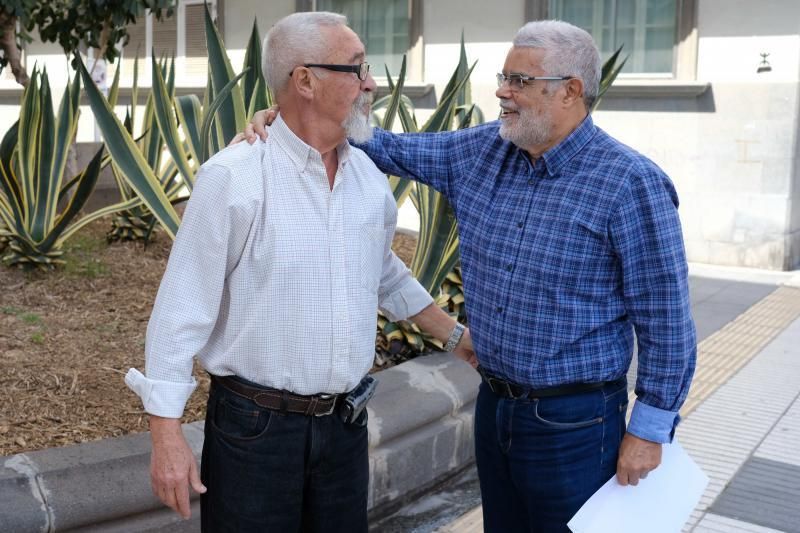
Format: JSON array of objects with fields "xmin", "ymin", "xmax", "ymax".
[
  {"xmin": 292, "ymin": 67, "xmax": 316, "ymax": 99},
  {"xmin": 562, "ymin": 78, "xmax": 584, "ymax": 107}
]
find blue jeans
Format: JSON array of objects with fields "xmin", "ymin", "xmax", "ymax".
[
  {"xmin": 475, "ymin": 378, "xmax": 628, "ymax": 533},
  {"xmin": 200, "ymin": 377, "xmax": 369, "ymax": 533}
]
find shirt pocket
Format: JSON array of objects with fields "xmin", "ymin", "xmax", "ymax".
[{"xmin": 359, "ymin": 223, "xmax": 386, "ymax": 293}]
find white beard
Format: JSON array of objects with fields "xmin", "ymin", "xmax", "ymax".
[
  {"xmin": 499, "ymin": 103, "xmax": 554, "ymax": 149},
  {"xmin": 343, "ymin": 92, "xmax": 374, "ymax": 143}
]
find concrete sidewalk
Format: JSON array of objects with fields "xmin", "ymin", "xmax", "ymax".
[{"xmin": 376, "ymin": 264, "xmax": 800, "ymax": 533}]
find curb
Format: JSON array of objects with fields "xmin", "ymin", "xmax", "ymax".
[{"xmin": 1, "ymin": 353, "xmax": 478, "ymax": 532}]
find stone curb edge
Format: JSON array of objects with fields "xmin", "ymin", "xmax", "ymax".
[{"xmin": 1, "ymin": 353, "xmax": 479, "ymax": 532}]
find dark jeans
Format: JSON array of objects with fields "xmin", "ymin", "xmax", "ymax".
[
  {"xmin": 475, "ymin": 378, "xmax": 628, "ymax": 533},
  {"xmin": 200, "ymin": 377, "xmax": 369, "ymax": 533}
]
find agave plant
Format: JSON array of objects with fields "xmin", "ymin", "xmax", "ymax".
[
  {"xmin": 82, "ymin": 7, "xmax": 269, "ymax": 233},
  {"xmin": 105, "ymin": 55, "xmax": 183, "ymax": 243},
  {"xmin": 375, "ymin": 43, "xmax": 629, "ymax": 365},
  {"xmin": 0, "ymin": 67, "xmax": 148, "ymax": 270},
  {"xmin": 77, "ymin": 53, "xmax": 182, "ymax": 241},
  {"xmin": 153, "ymin": 9, "xmax": 270, "ymax": 183}
]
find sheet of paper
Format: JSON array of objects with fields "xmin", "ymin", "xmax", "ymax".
[{"xmin": 568, "ymin": 440, "xmax": 708, "ymax": 533}]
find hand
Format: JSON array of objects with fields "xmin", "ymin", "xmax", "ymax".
[
  {"xmin": 452, "ymin": 327, "xmax": 478, "ymax": 369},
  {"xmin": 228, "ymin": 106, "xmax": 280, "ymax": 147},
  {"xmin": 149, "ymin": 416, "xmax": 207, "ymax": 519},
  {"xmin": 616, "ymin": 432, "xmax": 662, "ymax": 486}
]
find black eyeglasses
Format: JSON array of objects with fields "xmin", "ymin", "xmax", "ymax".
[
  {"xmin": 496, "ymin": 73, "xmax": 574, "ymax": 91},
  {"xmin": 291, "ymin": 62, "xmax": 371, "ymax": 81}
]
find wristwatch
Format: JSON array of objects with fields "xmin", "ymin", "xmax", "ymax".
[{"xmin": 444, "ymin": 322, "xmax": 466, "ymax": 352}]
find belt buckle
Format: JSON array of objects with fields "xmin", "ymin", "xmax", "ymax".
[
  {"xmin": 313, "ymin": 394, "xmax": 337, "ymax": 417},
  {"xmin": 486, "ymin": 377, "xmax": 508, "ymax": 398},
  {"xmin": 489, "ymin": 377, "xmax": 526, "ymax": 399}
]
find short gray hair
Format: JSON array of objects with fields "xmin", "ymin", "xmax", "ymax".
[
  {"xmin": 513, "ymin": 20, "xmax": 600, "ymax": 109},
  {"xmin": 262, "ymin": 11, "xmax": 348, "ymax": 97}
]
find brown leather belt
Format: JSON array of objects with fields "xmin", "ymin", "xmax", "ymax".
[
  {"xmin": 477, "ymin": 366, "xmax": 625, "ymax": 400},
  {"xmin": 211, "ymin": 375, "xmax": 344, "ymax": 417}
]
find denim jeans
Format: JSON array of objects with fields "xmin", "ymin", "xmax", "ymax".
[
  {"xmin": 475, "ymin": 378, "xmax": 628, "ymax": 533},
  {"xmin": 200, "ymin": 377, "xmax": 369, "ymax": 533}
]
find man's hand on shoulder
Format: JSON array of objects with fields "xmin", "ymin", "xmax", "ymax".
[
  {"xmin": 616, "ymin": 432, "xmax": 662, "ymax": 486},
  {"xmin": 149, "ymin": 415, "xmax": 207, "ymax": 519},
  {"xmin": 228, "ymin": 106, "xmax": 280, "ymax": 146}
]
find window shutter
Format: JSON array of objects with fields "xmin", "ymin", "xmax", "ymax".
[
  {"xmin": 184, "ymin": 3, "xmax": 209, "ymax": 79},
  {"xmin": 122, "ymin": 17, "xmax": 147, "ymax": 79},
  {"xmin": 152, "ymin": 14, "xmax": 178, "ymax": 59}
]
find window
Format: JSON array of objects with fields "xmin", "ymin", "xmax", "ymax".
[
  {"xmin": 549, "ymin": 0, "xmax": 677, "ymax": 75},
  {"xmin": 315, "ymin": 0, "xmax": 411, "ymax": 75},
  {"xmin": 118, "ymin": 0, "xmax": 216, "ymax": 85}
]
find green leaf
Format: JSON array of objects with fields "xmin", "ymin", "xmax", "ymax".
[
  {"xmin": 175, "ymin": 94, "xmax": 203, "ymax": 165},
  {"xmin": 151, "ymin": 55, "xmax": 196, "ymax": 191},
  {"xmin": 31, "ymin": 69, "xmax": 57, "ymax": 242},
  {"xmin": 420, "ymin": 61, "xmax": 477, "ymax": 133},
  {"xmin": 242, "ymin": 19, "xmax": 265, "ymax": 109},
  {"xmin": 77, "ymin": 55, "xmax": 180, "ymax": 239},
  {"xmin": 200, "ymin": 69, "xmax": 250, "ymax": 163},
  {"xmin": 381, "ymin": 56, "xmax": 406, "ymax": 132},
  {"xmin": 204, "ymin": 2, "xmax": 246, "ymax": 145},
  {"xmin": 40, "ymin": 146, "xmax": 104, "ymax": 251}
]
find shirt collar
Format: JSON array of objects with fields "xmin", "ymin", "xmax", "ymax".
[
  {"xmin": 537, "ymin": 114, "xmax": 597, "ymax": 178},
  {"xmin": 270, "ymin": 113, "xmax": 352, "ymax": 174}
]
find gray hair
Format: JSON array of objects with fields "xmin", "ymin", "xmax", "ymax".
[
  {"xmin": 262, "ymin": 11, "xmax": 348, "ymax": 97},
  {"xmin": 513, "ymin": 20, "xmax": 600, "ymax": 109}
]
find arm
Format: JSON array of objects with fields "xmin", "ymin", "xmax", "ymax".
[
  {"xmin": 373, "ymin": 183, "xmax": 475, "ymax": 366},
  {"xmin": 409, "ymin": 302, "xmax": 476, "ymax": 367},
  {"xmin": 356, "ymin": 129, "xmax": 457, "ymax": 197},
  {"xmin": 239, "ymin": 108, "xmax": 460, "ymax": 199},
  {"xmin": 125, "ymin": 161, "xmax": 255, "ymax": 516},
  {"xmin": 610, "ymin": 166, "xmax": 697, "ymax": 485}
]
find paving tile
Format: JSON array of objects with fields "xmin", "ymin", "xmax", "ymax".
[
  {"xmin": 709, "ymin": 457, "xmax": 800, "ymax": 532},
  {"xmin": 754, "ymin": 396, "xmax": 800, "ymax": 467},
  {"xmin": 693, "ymin": 513, "xmax": 786, "ymax": 533}
]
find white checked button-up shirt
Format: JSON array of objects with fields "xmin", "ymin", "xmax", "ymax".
[{"xmin": 125, "ymin": 115, "xmax": 433, "ymax": 418}]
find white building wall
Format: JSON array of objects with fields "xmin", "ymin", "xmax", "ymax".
[
  {"xmin": 420, "ymin": 0, "xmax": 800, "ymax": 270},
  {"xmin": 3, "ymin": 0, "xmax": 798, "ymax": 269},
  {"xmin": 594, "ymin": 0, "xmax": 800, "ymax": 269}
]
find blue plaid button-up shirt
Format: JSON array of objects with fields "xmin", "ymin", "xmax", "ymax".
[{"xmin": 361, "ymin": 115, "xmax": 696, "ymax": 442}]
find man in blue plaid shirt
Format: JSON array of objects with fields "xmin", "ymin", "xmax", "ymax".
[{"xmin": 245, "ymin": 18, "xmax": 696, "ymax": 533}]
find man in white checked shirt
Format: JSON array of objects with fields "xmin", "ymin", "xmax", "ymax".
[{"xmin": 124, "ymin": 12, "xmax": 475, "ymax": 533}]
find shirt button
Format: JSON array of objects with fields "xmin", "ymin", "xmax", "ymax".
[
  {"xmin": 517, "ymin": 221, "xmax": 523, "ymax": 229},
  {"xmin": 505, "ymin": 264, "xmax": 513, "ymax": 272},
  {"xmin": 527, "ymin": 179, "xmax": 535, "ymax": 185},
  {"xmin": 496, "ymin": 306, "xmax": 503, "ymax": 313}
]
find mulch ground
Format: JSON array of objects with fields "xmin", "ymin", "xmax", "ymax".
[{"xmin": 0, "ymin": 217, "xmax": 418, "ymax": 457}]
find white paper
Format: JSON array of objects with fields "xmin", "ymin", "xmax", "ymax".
[{"xmin": 568, "ymin": 440, "xmax": 708, "ymax": 533}]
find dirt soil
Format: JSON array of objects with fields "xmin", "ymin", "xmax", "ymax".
[{"xmin": 0, "ymin": 218, "xmax": 418, "ymax": 457}]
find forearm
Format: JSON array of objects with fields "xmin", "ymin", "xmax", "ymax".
[
  {"xmin": 409, "ymin": 302, "xmax": 459, "ymax": 344},
  {"xmin": 149, "ymin": 415, "xmax": 184, "ymax": 438}
]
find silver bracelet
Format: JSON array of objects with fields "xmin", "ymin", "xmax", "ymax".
[{"xmin": 443, "ymin": 322, "xmax": 466, "ymax": 352}]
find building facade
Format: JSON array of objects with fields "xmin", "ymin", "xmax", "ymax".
[{"xmin": 3, "ymin": 0, "xmax": 798, "ymax": 269}]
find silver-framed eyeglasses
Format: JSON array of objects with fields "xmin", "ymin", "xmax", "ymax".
[
  {"xmin": 496, "ymin": 73, "xmax": 574, "ymax": 90},
  {"xmin": 293, "ymin": 62, "xmax": 371, "ymax": 81}
]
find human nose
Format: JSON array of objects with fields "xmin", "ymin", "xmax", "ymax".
[
  {"xmin": 362, "ymin": 71, "xmax": 377, "ymax": 92},
  {"xmin": 496, "ymin": 82, "xmax": 513, "ymax": 100}
]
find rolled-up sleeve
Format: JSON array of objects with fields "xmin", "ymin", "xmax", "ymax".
[
  {"xmin": 610, "ymin": 165, "xmax": 697, "ymax": 443},
  {"xmin": 125, "ymin": 163, "xmax": 254, "ymax": 418}
]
